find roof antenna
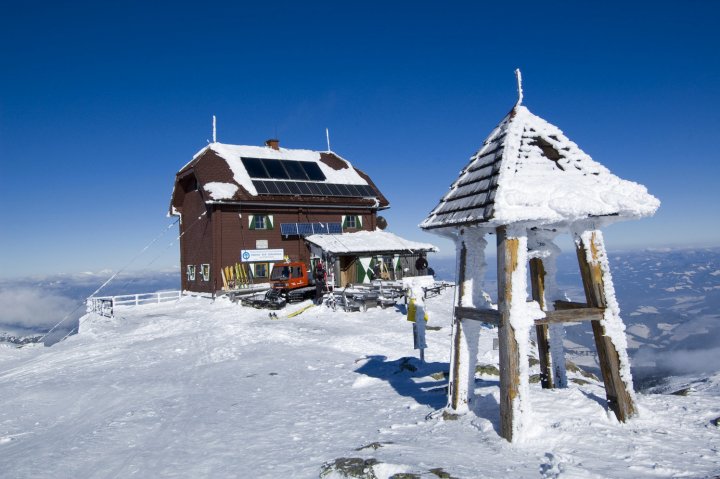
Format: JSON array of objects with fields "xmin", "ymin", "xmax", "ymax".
[
  {"xmin": 325, "ymin": 128, "xmax": 331, "ymax": 152},
  {"xmin": 515, "ymin": 68, "xmax": 523, "ymax": 106},
  {"xmin": 212, "ymin": 115, "xmax": 217, "ymax": 143}
]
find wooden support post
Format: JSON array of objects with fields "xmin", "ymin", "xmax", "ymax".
[
  {"xmin": 576, "ymin": 230, "xmax": 636, "ymax": 422},
  {"xmin": 529, "ymin": 258, "xmax": 553, "ymax": 389},
  {"xmin": 447, "ymin": 241, "xmax": 469, "ymax": 412},
  {"xmin": 446, "ymin": 229, "xmax": 490, "ymax": 415},
  {"xmin": 496, "ymin": 226, "xmax": 526, "ymax": 442}
]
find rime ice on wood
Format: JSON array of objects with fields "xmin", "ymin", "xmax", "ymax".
[
  {"xmin": 446, "ymin": 229, "xmax": 489, "ymax": 413},
  {"xmin": 420, "ymin": 109, "xmax": 659, "ymax": 231},
  {"xmin": 420, "ymin": 70, "xmax": 658, "ymax": 442},
  {"xmin": 528, "ymin": 229, "xmax": 568, "ymax": 388},
  {"xmin": 574, "ymin": 227, "xmax": 638, "ymax": 419}
]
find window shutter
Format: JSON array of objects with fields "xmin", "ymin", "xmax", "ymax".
[
  {"xmin": 341, "ymin": 215, "xmax": 347, "ymax": 228},
  {"xmin": 266, "ymin": 215, "xmax": 274, "ymax": 230},
  {"xmin": 248, "ymin": 214, "xmax": 255, "ymax": 230},
  {"xmin": 356, "ymin": 215, "xmax": 363, "ymax": 227}
]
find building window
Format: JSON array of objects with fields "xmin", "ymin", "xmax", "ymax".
[
  {"xmin": 343, "ymin": 215, "xmax": 362, "ymax": 230},
  {"xmin": 201, "ymin": 264, "xmax": 210, "ymax": 281},
  {"xmin": 249, "ymin": 214, "xmax": 274, "ymax": 230},
  {"xmin": 186, "ymin": 264, "xmax": 196, "ymax": 281},
  {"xmin": 254, "ymin": 263, "xmax": 268, "ymax": 278}
]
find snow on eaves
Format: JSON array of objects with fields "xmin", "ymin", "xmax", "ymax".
[
  {"xmin": 305, "ymin": 230, "xmax": 438, "ymax": 255},
  {"xmin": 421, "ymin": 105, "xmax": 660, "ymax": 231}
]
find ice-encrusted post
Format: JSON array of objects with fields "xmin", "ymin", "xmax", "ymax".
[
  {"xmin": 529, "ymin": 257, "xmax": 553, "ymax": 388},
  {"xmin": 575, "ymin": 229, "xmax": 637, "ymax": 422},
  {"xmin": 446, "ymin": 229, "xmax": 487, "ymax": 414},
  {"xmin": 497, "ymin": 226, "xmax": 531, "ymax": 442},
  {"xmin": 528, "ymin": 231, "xmax": 568, "ymax": 389}
]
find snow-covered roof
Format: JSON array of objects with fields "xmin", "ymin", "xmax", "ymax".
[
  {"xmin": 194, "ymin": 143, "xmax": 372, "ymax": 197},
  {"xmin": 420, "ymin": 105, "xmax": 660, "ymax": 231},
  {"xmin": 305, "ymin": 230, "xmax": 438, "ymax": 255},
  {"xmin": 171, "ymin": 142, "xmax": 389, "ymax": 213}
]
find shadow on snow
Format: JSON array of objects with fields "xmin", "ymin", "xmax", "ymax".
[
  {"xmin": 355, "ymin": 356, "xmax": 507, "ymax": 436},
  {"xmin": 354, "ymin": 355, "xmax": 448, "ymax": 409}
]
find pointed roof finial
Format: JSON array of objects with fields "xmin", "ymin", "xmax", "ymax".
[
  {"xmin": 212, "ymin": 115, "xmax": 217, "ymax": 143},
  {"xmin": 515, "ymin": 68, "xmax": 523, "ymax": 106}
]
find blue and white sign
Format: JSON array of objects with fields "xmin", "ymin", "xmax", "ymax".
[{"xmin": 240, "ymin": 249, "xmax": 284, "ymax": 263}]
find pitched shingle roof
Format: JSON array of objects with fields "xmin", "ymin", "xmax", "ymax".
[
  {"xmin": 170, "ymin": 143, "xmax": 389, "ymax": 214},
  {"xmin": 420, "ymin": 105, "xmax": 659, "ymax": 230}
]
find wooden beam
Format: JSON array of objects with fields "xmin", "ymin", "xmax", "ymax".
[
  {"xmin": 536, "ymin": 308, "xmax": 605, "ymax": 325},
  {"xmin": 553, "ymin": 300, "xmax": 589, "ymax": 310},
  {"xmin": 576, "ymin": 231, "xmax": 636, "ymax": 422},
  {"xmin": 497, "ymin": 226, "xmax": 523, "ymax": 442},
  {"xmin": 529, "ymin": 257, "xmax": 553, "ymax": 389},
  {"xmin": 455, "ymin": 307, "xmax": 500, "ymax": 325},
  {"xmin": 454, "ymin": 306, "xmax": 603, "ymax": 326}
]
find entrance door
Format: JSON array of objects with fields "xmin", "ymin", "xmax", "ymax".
[{"xmin": 339, "ymin": 256, "xmax": 356, "ymax": 287}]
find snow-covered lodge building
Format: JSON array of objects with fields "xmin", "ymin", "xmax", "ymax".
[{"xmin": 170, "ymin": 139, "xmax": 434, "ymax": 293}]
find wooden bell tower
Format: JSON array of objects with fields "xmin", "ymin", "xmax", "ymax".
[{"xmin": 420, "ymin": 71, "xmax": 659, "ymax": 441}]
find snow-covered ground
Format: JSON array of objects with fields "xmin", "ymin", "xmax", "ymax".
[{"xmin": 1, "ymin": 289, "xmax": 718, "ymax": 478}]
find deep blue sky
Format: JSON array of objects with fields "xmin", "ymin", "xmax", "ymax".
[{"xmin": 1, "ymin": 1, "xmax": 718, "ymax": 278}]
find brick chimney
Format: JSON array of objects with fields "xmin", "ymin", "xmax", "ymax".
[{"xmin": 265, "ymin": 139, "xmax": 280, "ymax": 150}]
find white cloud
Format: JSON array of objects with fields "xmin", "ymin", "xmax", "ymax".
[
  {"xmin": 656, "ymin": 348, "xmax": 720, "ymax": 375},
  {"xmin": 0, "ymin": 287, "xmax": 81, "ymax": 332},
  {"xmin": 635, "ymin": 346, "xmax": 720, "ymax": 375}
]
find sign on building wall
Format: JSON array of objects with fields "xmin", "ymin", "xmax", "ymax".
[
  {"xmin": 256, "ymin": 239, "xmax": 269, "ymax": 249},
  {"xmin": 241, "ymin": 249, "xmax": 284, "ymax": 262}
]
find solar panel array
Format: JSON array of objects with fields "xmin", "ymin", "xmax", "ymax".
[
  {"xmin": 252, "ymin": 180, "xmax": 376, "ymax": 197},
  {"xmin": 280, "ymin": 222, "xmax": 342, "ymax": 236},
  {"xmin": 242, "ymin": 157, "xmax": 376, "ymax": 198},
  {"xmin": 241, "ymin": 157, "xmax": 326, "ymax": 181}
]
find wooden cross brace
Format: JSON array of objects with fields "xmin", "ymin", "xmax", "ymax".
[{"xmin": 447, "ymin": 227, "xmax": 637, "ymax": 442}]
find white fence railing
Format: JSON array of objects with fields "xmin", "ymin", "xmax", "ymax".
[{"xmin": 87, "ymin": 290, "xmax": 182, "ymax": 317}]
